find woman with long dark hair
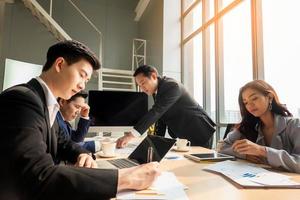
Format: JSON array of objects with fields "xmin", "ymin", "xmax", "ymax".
[{"xmin": 220, "ymin": 80, "xmax": 300, "ymax": 173}]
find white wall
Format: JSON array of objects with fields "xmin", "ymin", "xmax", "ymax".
[
  {"xmin": 138, "ymin": 0, "xmax": 163, "ymax": 74},
  {"xmin": 163, "ymin": 0, "xmax": 181, "ymax": 82}
]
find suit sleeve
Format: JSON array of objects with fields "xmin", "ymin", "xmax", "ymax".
[
  {"xmin": 82, "ymin": 141, "xmax": 96, "ymax": 153},
  {"xmin": 0, "ymin": 88, "xmax": 118, "ymax": 199},
  {"xmin": 220, "ymin": 130, "xmax": 246, "ymax": 159},
  {"xmin": 134, "ymin": 81, "xmax": 182, "ymax": 134},
  {"xmin": 56, "ymin": 124, "xmax": 91, "ymax": 163},
  {"xmin": 265, "ymin": 118, "xmax": 300, "ymax": 173},
  {"xmin": 71, "ymin": 118, "xmax": 90, "ymax": 142}
]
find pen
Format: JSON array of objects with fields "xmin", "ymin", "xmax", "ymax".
[
  {"xmin": 166, "ymin": 156, "xmax": 179, "ymax": 160},
  {"xmin": 147, "ymin": 147, "xmax": 153, "ymax": 163},
  {"xmin": 135, "ymin": 192, "xmax": 164, "ymax": 196},
  {"xmin": 135, "ymin": 189, "xmax": 164, "ymax": 196}
]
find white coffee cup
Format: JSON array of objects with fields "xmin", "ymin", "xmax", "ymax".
[
  {"xmin": 101, "ymin": 141, "xmax": 116, "ymax": 156},
  {"xmin": 176, "ymin": 138, "xmax": 191, "ymax": 150}
]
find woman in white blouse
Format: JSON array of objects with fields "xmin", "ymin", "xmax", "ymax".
[{"xmin": 220, "ymin": 80, "xmax": 300, "ymax": 173}]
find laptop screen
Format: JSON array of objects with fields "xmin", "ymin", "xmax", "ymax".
[{"xmin": 128, "ymin": 135, "xmax": 176, "ymax": 164}]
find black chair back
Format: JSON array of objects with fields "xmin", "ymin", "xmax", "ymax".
[{"xmin": 223, "ymin": 124, "xmax": 235, "ymax": 139}]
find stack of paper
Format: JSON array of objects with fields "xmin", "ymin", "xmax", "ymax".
[
  {"xmin": 204, "ymin": 160, "xmax": 300, "ymax": 188},
  {"xmin": 116, "ymin": 172, "xmax": 188, "ymax": 199}
]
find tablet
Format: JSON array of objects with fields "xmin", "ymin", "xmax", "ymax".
[{"xmin": 184, "ymin": 152, "xmax": 235, "ymax": 162}]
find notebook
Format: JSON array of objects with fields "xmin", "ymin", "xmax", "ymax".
[{"xmin": 97, "ymin": 135, "xmax": 176, "ymax": 169}]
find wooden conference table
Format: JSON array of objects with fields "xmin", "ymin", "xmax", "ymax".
[
  {"xmin": 97, "ymin": 144, "xmax": 300, "ymax": 200},
  {"xmin": 160, "ymin": 147, "xmax": 300, "ymax": 200}
]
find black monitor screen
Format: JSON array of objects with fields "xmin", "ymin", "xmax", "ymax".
[{"xmin": 88, "ymin": 90, "xmax": 148, "ymax": 126}]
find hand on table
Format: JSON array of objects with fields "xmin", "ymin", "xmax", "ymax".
[
  {"xmin": 116, "ymin": 132, "xmax": 135, "ymax": 148},
  {"xmin": 117, "ymin": 162, "xmax": 161, "ymax": 191},
  {"xmin": 232, "ymin": 139, "xmax": 267, "ymax": 157},
  {"xmin": 75, "ymin": 153, "xmax": 97, "ymax": 168}
]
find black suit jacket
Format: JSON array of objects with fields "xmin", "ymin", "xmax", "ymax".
[
  {"xmin": 134, "ymin": 76, "xmax": 216, "ymax": 147},
  {"xmin": 0, "ymin": 79, "xmax": 117, "ymax": 200}
]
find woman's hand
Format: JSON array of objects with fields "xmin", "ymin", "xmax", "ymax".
[
  {"xmin": 245, "ymin": 155, "xmax": 264, "ymax": 164},
  {"xmin": 232, "ymin": 139, "xmax": 267, "ymax": 157}
]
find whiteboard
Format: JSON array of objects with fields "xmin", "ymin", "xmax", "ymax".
[{"xmin": 3, "ymin": 59, "xmax": 42, "ymax": 90}]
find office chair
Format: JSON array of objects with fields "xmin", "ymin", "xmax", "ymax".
[{"xmin": 223, "ymin": 123, "xmax": 235, "ymax": 140}]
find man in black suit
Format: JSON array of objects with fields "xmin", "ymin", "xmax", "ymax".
[
  {"xmin": 117, "ymin": 65, "xmax": 216, "ymax": 148},
  {"xmin": 0, "ymin": 41, "xmax": 160, "ymax": 200}
]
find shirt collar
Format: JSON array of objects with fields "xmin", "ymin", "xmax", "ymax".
[
  {"xmin": 57, "ymin": 111, "xmax": 65, "ymax": 121},
  {"xmin": 35, "ymin": 76, "xmax": 59, "ymax": 108},
  {"xmin": 155, "ymin": 76, "xmax": 163, "ymax": 94}
]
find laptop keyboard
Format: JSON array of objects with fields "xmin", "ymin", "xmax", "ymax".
[{"xmin": 108, "ymin": 158, "xmax": 139, "ymax": 169}]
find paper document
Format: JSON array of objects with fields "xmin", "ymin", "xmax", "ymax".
[
  {"xmin": 116, "ymin": 172, "xmax": 188, "ymax": 200},
  {"xmin": 164, "ymin": 152, "xmax": 184, "ymax": 160},
  {"xmin": 203, "ymin": 160, "xmax": 300, "ymax": 188},
  {"xmin": 84, "ymin": 135, "xmax": 103, "ymax": 142}
]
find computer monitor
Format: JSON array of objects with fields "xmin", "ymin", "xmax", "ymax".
[{"xmin": 88, "ymin": 90, "xmax": 148, "ymax": 133}]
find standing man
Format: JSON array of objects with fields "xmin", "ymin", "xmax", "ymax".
[
  {"xmin": 0, "ymin": 41, "xmax": 160, "ymax": 200},
  {"xmin": 57, "ymin": 90, "xmax": 101, "ymax": 153},
  {"xmin": 117, "ymin": 65, "xmax": 216, "ymax": 148}
]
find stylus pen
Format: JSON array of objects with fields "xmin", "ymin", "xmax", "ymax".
[{"xmin": 147, "ymin": 147, "xmax": 153, "ymax": 163}]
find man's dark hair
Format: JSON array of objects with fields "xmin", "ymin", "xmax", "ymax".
[
  {"xmin": 43, "ymin": 40, "xmax": 101, "ymax": 71},
  {"xmin": 133, "ymin": 65, "xmax": 158, "ymax": 78},
  {"xmin": 57, "ymin": 90, "xmax": 88, "ymax": 103}
]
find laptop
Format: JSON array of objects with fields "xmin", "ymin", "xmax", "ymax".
[{"xmin": 97, "ymin": 135, "xmax": 176, "ymax": 169}]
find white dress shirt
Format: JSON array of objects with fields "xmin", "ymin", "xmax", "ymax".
[{"xmin": 35, "ymin": 77, "xmax": 60, "ymax": 127}]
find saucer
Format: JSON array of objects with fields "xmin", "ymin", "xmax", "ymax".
[
  {"xmin": 98, "ymin": 152, "xmax": 117, "ymax": 158},
  {"xmin": 173, "ymin": 146, "xmax": 190, "ymax": 152}
]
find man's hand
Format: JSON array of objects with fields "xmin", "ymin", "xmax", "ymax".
[
  {"xmin": 232, "ymin": 139, "xmax": 267, "ymax": 157},
  {"xmin": 75, "ymin": 153, "xmax": 97, "ymax": 168},
  {"xmin": 116, "ymin": 132, "xmax": 135, "ymax": 148},
  {"xmin": 117, "ymin": 162, "xmax": 161, "ymax": 191},
  {"xmin": 80, "ymin": 103, "xmax": 90, "ymax": 118}
]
